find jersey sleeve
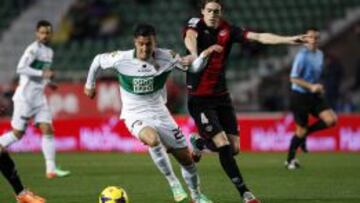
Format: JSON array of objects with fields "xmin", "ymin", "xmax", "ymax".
[
  {"xmin": 290, "ymin": 52, "xmax": 306, "ymax": 78},
  {"xmin": 183, "ymin": 17, "xmax": 201, "ymax": 38},
  {"xmin": 85, "ymin": 51, "xmax": 123, "ymax": 89},
  {"xmin": 230, "ymin": 25, "xmax": 249, "ymax": 44},
  {"xmin": 16, "ymin": 45, "xmax": 43, "ymax": 77}
]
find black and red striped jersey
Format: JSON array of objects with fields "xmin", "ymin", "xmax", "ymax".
[{"xmin": 184, "ymin": 17, "xmax": 248, "ymax": 96}]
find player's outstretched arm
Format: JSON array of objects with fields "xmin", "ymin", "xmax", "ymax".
[{"xmin": 247, "ymin": 32, "xmax": 308, "ymax": 45}]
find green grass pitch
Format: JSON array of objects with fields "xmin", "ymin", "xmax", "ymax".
[{"xmin": 1, "ymin": 152, "xmax": 359, "ymax": 203}]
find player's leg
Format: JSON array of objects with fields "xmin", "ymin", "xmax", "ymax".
[
  {"xmin": 0, "ymin": 101, "xmax": 29, "ymax": 148},
  {"xmin": 228, "ymin": 135, "xmax": 240, "ymax": 155},
  {"xmin": 308, "ymin": 109, "xmax": 337, "ymax": 135},
  {"xmin": 171, "ymin": 147, "xmax": 213, "ymax": 203},
  {"xmin": 0, "ymin": 129, "xmax": 24, "ymax": 148},
  {"xmin": 158, "ymin": 114, "xmax": 212, "ymax": 203},
  {"xmin": 0, "ymin": 150, "xmax": 45, "ymax": 203},
  {"xmin": 38, "ymin": 123, "xmax": 68, "ymax": 178},
  {"xmin": 301, "ymin": 97, "xmax": 337, "ymax": 152},
  {"xmin": 130, "ymin": 120, "xmax": 186, "ymax": 202},
  {"xmin": 217, "ymin": 96, "xmax": 240, "ymax": 155},
  {"xmin": 0, "ymin": 149, "xmax": 24, "ymax": 195},
  {"xmin": 187, "ymin": 97, "xmax": 220, "ymax": 162},
  {"xmin": 189, "ymin": 97, "xmax": 259, "ymax": 201},
  {"xmin": 212, "ymin": 132, "xmax": 259, "ymax": 202},
  {"xmin": 286, "ymin": 123, "xmax": 307, "ymax": 169},
  {"xmin": 287, "ymin": 92, "xmax": 309, "ymax": 165},
  {"xmin": 35, "ymin": 104, "xmax": 70, "ymax": 179}
]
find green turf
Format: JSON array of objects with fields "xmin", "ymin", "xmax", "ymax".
[{"xmin": 1, "ymin": 153, "xmax": 360, "ymax": 203}]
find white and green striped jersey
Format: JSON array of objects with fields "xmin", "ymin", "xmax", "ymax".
[
  {"xmin": 13, "ymin": 41, "xmax": 53, "ymax": 106},
  {"xmin": 85, "ymin": 48, "xmax": 183, "ymax": 118}
]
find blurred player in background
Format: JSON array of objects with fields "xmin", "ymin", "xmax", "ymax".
[
  {"xmin": 0, "ymin": 20, "xmax": 70, "ymax": 179},
  {"xmin": 183, "ymin": 0, "xmax": 309, "ymax": 202},
  {"xmin": 286, "ymin": 28, "xmax": 337, "ymax": 170},
  {"xmin": 84, "ymin": 24, "xmax": 216, "ymax": 203}
]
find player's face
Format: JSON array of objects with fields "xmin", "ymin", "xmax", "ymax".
[
  {"xmin": 36, "ymin": 26, "xmax": 52, "ymax": 44},
  {"xmin": 134, "ymin": 35, "xmax": 156, "ymax": 61},
  {"xmin": 306, "ymin": 30, "xmax": 320, "ymax": 50},
  {"xmin": 202, "ymin": 2, "xmax": 222, "ymax": 28}
]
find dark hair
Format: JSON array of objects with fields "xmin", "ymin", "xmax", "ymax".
[
  {"xmin": 200, "ymin": 0, "xmax": 223, "ymax": 9},
  {"xmin": 306, "ymin": 27, "xmax": 319, "ymax": 32},
  {"xmin": 36, "ymin": 20, "xmax": 52, "ymax": 30},
  {"xmin": 134, "ymin": 24, "xmax": 156, "ymax": 37}
]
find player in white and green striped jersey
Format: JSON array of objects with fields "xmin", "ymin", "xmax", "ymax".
[
  {"xmin": 0, "ymin": 20, "xmax": 70, "ymax": 182},
  {"xmin": 85, "ymin": 24, "xmax": 217, "ymax": 203}
]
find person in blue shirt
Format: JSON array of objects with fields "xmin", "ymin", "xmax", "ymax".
[{"xmin": 286, "ymin": 28, "xmax": 337, "ymax": 170}]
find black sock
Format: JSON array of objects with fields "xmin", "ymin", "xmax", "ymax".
[
  {"xmin": 0, "ymin": 152, "xmax": 25, "ymax": 195},
  {"xmin": 299, "ymin": 137, "xmax": 308, "ymax": 152},
  {"xmin": 218, "ymin": 145, "xmax": 249, "ymax": 197},
  {"xmin": 287, "ymin": 135, "xmax": 303, "ymax": 162},
  {"xmin": 307, "ymin": 120, "xmax": 328, "ymax": 135}
]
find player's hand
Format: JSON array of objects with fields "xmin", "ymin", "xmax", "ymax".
[
  {"xmin": 180, "ymin": 55, "xmax": 196, "ymax": 66},
  {"xmin": 43, "ymin": 69, "xmax": 55, "ymax": 80},
  {"xmin": 289, "ymin": 34, "xmax": 309, "ymax": 44},
  {"xmin": 201, "ymin": 44, "xmax": 223, "ymax": 57},
  {"xmin": 84, "ymin": 87, "xmax": 96, "ymax": 99},
  {"xmin": 310, "ymin": 84, "xmax": 325, "ymax": 94}
]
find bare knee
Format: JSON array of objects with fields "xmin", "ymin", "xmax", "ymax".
[
  {"xmin": 324, "ymin": 115, "xmax": 337, "ymax": 127},
  {"xmin": 212, "ymin": 132, "xmax": 230, "ymax": 148},
  {"xmin": 139, "ymin": 127, "xmax": 160, "ymax": 147}
]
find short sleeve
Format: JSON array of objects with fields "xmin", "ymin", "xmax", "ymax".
[
  {"xmin": 183, "ymin": 17, "xmax": 201, "ymax": 38},
  {"xmin": 230, "ymin": 25, "xmax": 249, "ymax": 44},
  {"xmin": 290, "ymin": 52, "xmax": 306, "ymax": 78},
  {"xmin": 97, "ymin": 51, "xmax": 124, "ymax": 69}
]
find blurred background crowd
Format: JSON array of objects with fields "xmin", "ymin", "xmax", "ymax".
[{"xmin": 0, "ymin": 0, "xmax": 359, "ymax": 117}]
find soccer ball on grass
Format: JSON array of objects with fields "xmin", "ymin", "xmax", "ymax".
[{"xmin": 99, "ymin": 186, "xmax": 129, "ymax": 203}]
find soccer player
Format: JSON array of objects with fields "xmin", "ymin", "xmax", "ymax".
[
  {"xmin": 183, "ymin": 0, "xmax": 309, "ymax": 202},
  {"xmin": 0, "ymin": 148, "xmax": 46, "ymax": 203},
  {"xmin": 84, "ymin": 24, "xmax": 215, "ymax": 203},
  {"xmin": 286, "ymin": 28, "xmax": 337, "ymax": 170},
  {"xmin": 0, "ymin": 20, "xmax": 70, "ymax": 179}
]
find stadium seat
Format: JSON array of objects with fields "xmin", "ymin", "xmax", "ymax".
[{"xmin": 50, "ymin": 0, "xmax": 360, "ymax": 81}]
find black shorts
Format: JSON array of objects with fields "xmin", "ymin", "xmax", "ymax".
[
  {"xmin": 290, "ymin": 91, "xmax": 331, "ymax": 127},
  {"xmin": 187, "ymin": 93, "xmax": 239, "ymax": 140}
]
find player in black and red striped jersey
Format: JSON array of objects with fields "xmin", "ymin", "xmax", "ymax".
[{"xmin": 183, "ymin": 0, "xmax": 309, "ymax": 202}]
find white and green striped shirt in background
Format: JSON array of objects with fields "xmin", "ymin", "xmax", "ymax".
[{"xmin": 13, "ymin": 41, "xmax": 53, "ymax": 107}]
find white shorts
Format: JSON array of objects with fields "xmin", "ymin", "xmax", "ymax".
[
  {"xmin": 11, "ymin": 100, "xmax": 52, "ymax": 131},
  {"xmin": 124, "ymin": 112, "xmax": 187, "ymax": 150}
]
